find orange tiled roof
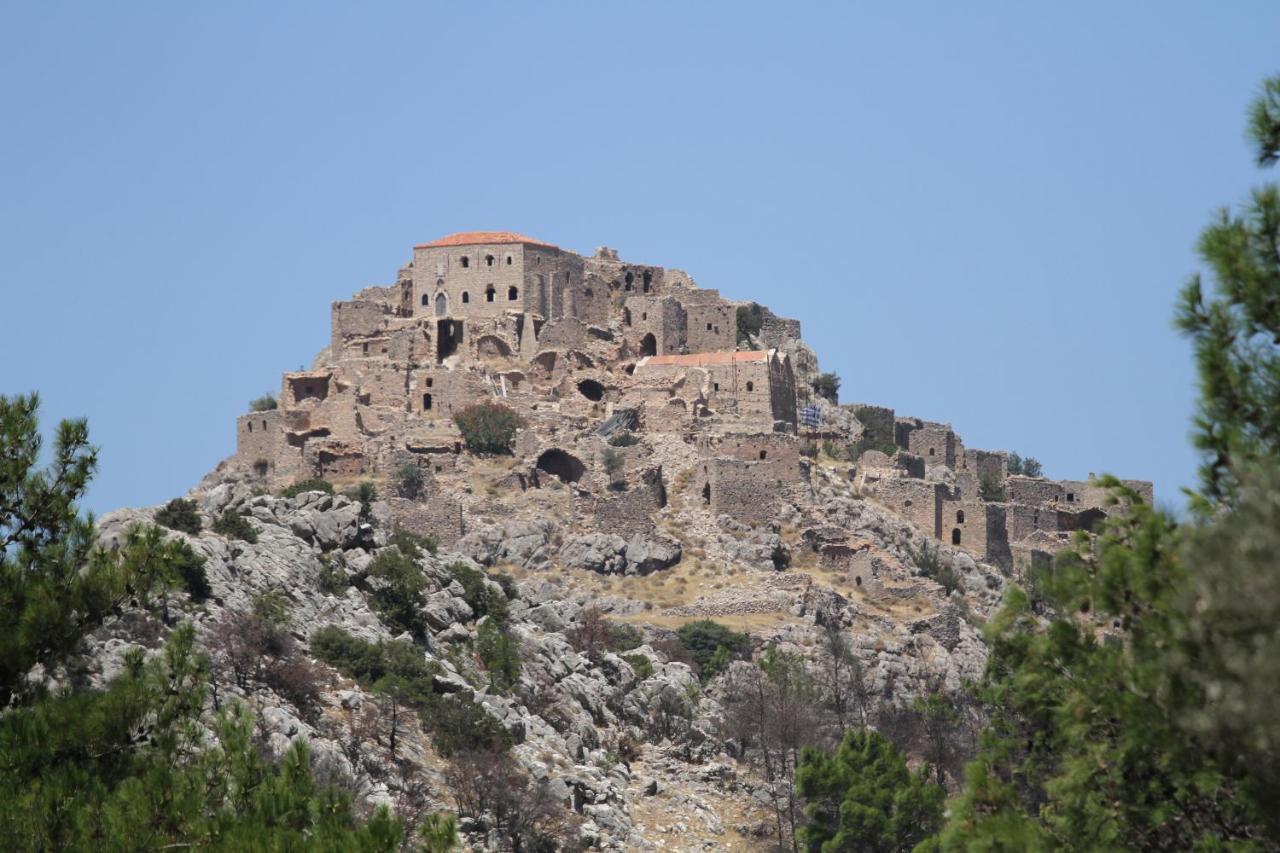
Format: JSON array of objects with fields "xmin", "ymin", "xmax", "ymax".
[
  {"xmin": 414, "ymin": 231, "xmax": 558, "ymax": 250},
  {"xmin": 640, "ymin": 350, "xmax": 771, "ymax": 367}
]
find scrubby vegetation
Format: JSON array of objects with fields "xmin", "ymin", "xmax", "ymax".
[
  {"xmin": 811, "ymin": 371, "xmax": 840, "ymax": 404},
  {"xmin": 248, "ymin": 394, "xmax": 278, "ymax": 412},
  {"xmin": 1006, "ymin": 451, "xmax": 1043, "ymax": 477},
  {"xmin": 280, "ymin": 478, "xmax": 333, "ymax": 498},
  {"xmin": 212, "ymin": 508, "xmax": 257, "ymax": 543},
  {"xmin": 735, "ymin": 301, "xmax": 764, "ymax": 346},
  {"xmin": 454, "ymin": 402, "xmax": 525, "ymax": 454},
  {"xmin": 393, "ymin": 462, "xmax": 425, "ymax": 499},
  {"xmin": 676, "ymin": 619, "xmax": 751, "ymax": 681},
  {"xmin": 154, "ymin": 497, "xmax": 201, "ymax": 534}
]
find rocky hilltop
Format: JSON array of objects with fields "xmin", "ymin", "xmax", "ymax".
[{"xmin": 92, "ymin": 233, "xmax": 1151, "ymax": 849}]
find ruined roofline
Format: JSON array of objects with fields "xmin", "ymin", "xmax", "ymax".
[
  {"xmin": 414, "ymin": 231, "xmax": 558, "ymax": 250},
  {"xmin": 638, "ymin": 349, "xmax": 775, "ymax": 367}
]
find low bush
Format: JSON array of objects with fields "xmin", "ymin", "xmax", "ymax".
[
  {"xmin": 607, "ymin": 431, "xmax": 640, "ymax": 447},
  {"xmin": 316, "ymin": 554, "xmax": 349, "ymax": 595},
  {"xmin": 388, "ymin": 528, "xmax": 437, "ymax": 558},
  {"xmin": 978, "ymin": 472, "xmax": 1006, "ymax": 502},
  {"xmin": 393, "ymin": 463, "xmax": 425, "ymax": 499},
  {"xmin": 155, "ymin": 498, "xmax": 201, "ymax": 535},
  {"xmin": 476, "ymin": 618, "xmax": 522, "ymax": 693},
  {"xmin": 736, "ymin": 302, "xmax": 764, "ymax": 346},
  {"xmin": 453, "ymin": 402, "xmax": 525, "ymax": 454},
  {"xmin": 447, "ymin": 561, "xmax": 509, "ymax": 625},
  {"xmin": 281, "ymin": 478, "xmax": 333, "ymax": 499},
  {"xmin": 914, "ymin": 543, "xmax": 961, "ymax": 596},
  {"xmin": 676, "ymin": 620, "xmax": 751, "ymax": 680},
  {"xmin": 622, "ymin": 652, "xmax": 655, "ymax": 679},
  {"xmin": 366, "ymin": 546, "xmax": 429, "ymax": 638},
  {"xmin": 212, "ymin": 509, "xmax": 257, "ymax": 543},
  {"xmin": 811, "ymin": 372, "xmax": 841, "ymax": 404},
  {"xmin": 171, "ymin": 539, "xmax": 211, "ymax": 602},
  {"xmin": 249, "ymin": 394, "xmax": 278, "ymax": 412},
  {"xmin": 799, "ymin": 441, "xmax": 818, "ymax": 459}
]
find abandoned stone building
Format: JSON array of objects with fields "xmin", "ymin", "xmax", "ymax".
[{"xmin": 224, "ymin": 230, "xmax": 1150, "ymax": 573}]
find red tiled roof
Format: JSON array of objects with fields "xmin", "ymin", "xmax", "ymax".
[
  {"xmin": 640, "ymin": 350, "xmax": 771, "ymax": 367},
  {"xmin": 414, "ymin": 231, "xmax": 558, "ymax": 250}
]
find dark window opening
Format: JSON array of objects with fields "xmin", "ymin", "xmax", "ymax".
[
  {"xmin": 640, "ymin": 333, "xmax": 657, "ymax": 357},
  {"xmin": 536, "ymin": 449, "xmax": 585, "ymax": 484},
  {"xmin": 436, "ymin": 319, "xmax": 462, "ymax": 362},
  {"xmin": 625, "ymin": 271, "xmax": 634, "ymax": 286},
  {"xmin": 905, "ymin": 499, "xmax": 913, "ymax": 507},
  {"xmin": 643, "ymin": 270, "xmax": 652, "ymax": 292},
  {"xmin": 855, "ymin": 575, "xmax": 862, "ymax": 587},
  {"xmin": 577, "ymin": 379, "xmax": 605, "ymax": 401},
  {"xmin": 423, "ymin": 393, "xmax": 432, "ymax": 411},
  {"xmin": 421, "ymin": 293, "xmax": 429, "ymax": 306},
  {"xmin": 623, "ymin": 308, "xmax": 632, "ymax": 326},
  {"xmin": 1066, "ymin": 492, "xmax": 1075, "ymax": 502},
  {"xmin": 746, "ymin": 381, "xmax": 754, "ymax": 392},
  {"xmin": 486, "ymin": 286, "xmax": 496, "ymax": 303},
  {"xmin": 485, "ymin": 254, "xmax": 494, "ymax": 267},
  {"xmin": 759, "ymin": 450, "xmax": 767, "ymax": 460},
  {"xmin": 952, "ymin": 528, "xmax": 962, "ymax": 545},
  {"xmin": 362, "ymin": 342, "xmax": 369, "ymax": 354},
  {"xmin": 508, "ymin": 286, "xmax": 519, "ymax": 301},
  {"xmin": 641, "ymin": 313, "xmax": 647, "ymax": 321},
  {"xmin": 253, "ymin": 460, "xmax": 269, "ymax": 477},
  {"xmin": 702, "ymin": 482, "xmax": 711, "ymax": 504},
  {"xmin": 462, "ymin": 291, "xmax": 470, "ymax": 304},
  {"xmin": 713, "ymin": 382, "xmax": 720, "ymax": 391},
  {"xmin": 247, "ymin": 422, "xmax": 253, "ymax": 432},
  {"xmin": 506, "ymin": 255, "xmax": 512, "ymax": 265},
  {"xmin": 957, "ymin": 509, "xmax": 965, "ymax": 523},
  {"xmin": 624, "ymin": 363, "xmax": 636, "ymax": 375},
  {"xmin": 460, "ymin": 256, "xmax": 469, "ymax": 268},
  {"xmin": 426, "ymin": 378, "xmax": 434, "ymax": 388},
  {"xmin": 706, "ymin": 322, "xmax": 712, "ymax": 331},
  {"xmin": 929, "ymin": 448, "xmax": 936, "ymax": 456}
]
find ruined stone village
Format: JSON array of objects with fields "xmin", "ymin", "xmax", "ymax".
[{"xmin": 224, "ymin": 231, "xmax": 1152, "ymax": 580}]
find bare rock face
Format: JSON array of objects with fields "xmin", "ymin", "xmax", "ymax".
[{"xmin": 559, "ymin": 531, "xmax": 682, "ymax": 575}]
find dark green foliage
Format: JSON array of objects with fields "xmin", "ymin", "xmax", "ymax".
[
  {"xmin": 799, "ymin": 440, "xmax": 818, "ymax": 459},
  {"xmin": 393, "ymin": 462, "xmax": 425, "ymax": 499},
  {"xmin": 811, "ymin": 372, "xmax": 840, "ymax": 404},
  {"xmin": 736, "ymin": 301, "xmax": 764, "ymax": 345},
  {"xmin": 417, "ymin": 813, "xmax": 459, "ymax": 852},
  {"xmin": 476, "ymin": 618, "xmax": 522, "ymax": 693},
  {"xmin": 311, "ymin": 625, "xmax": 512, "ymax": 755},
  {"xmin": 676, "ymin": 619, "xmax": 751, "ymax": 677},
  {"xmin": 491, "ymin": 571, "xmax": 518, "ymax": 600},
  {"xmin": 316, "ymin": 554, "xmax": 349, "ymax": 595},
  {"xmin": 365, "ymin": 544, "xmax": 430, "ymax": 638},
  {"xmin": 603, "ymin": 447, "xmax": 625, "ymax": 476},
  {"xmin": 622, "ymin": 652, "xmax": 655, "ymax": 679},
  {"xmin": 978, "ymin": 471, "xmax": 1005, "ymax": 502},
  {"xmin": 453, "ymin": 402, "xmax": 525, "ymax": 455},
  {"xmin": 913, "ymin": 543, "xmax": 959, "ymax": 596},
  {"xmin": 170, "ymin": 537, "xmax": 211, "ymax": 602},
  {"xmin": 848, "ymin": 435, "xmax": 898, "ymax": 462},
  {"xmin": 212, "ymin": 508, "xmax": 258, "ymax": 543},
  {"xmin": 1006, "ymin": 452, "xmax": 1043, "ymax": 478},
  {"xmin": 607, "ymin": 430, "xmax": 640, "ymax": 447},
  {"xmin": 796, "ymin": 728, "xmax": 945, "ymax": 853},
  {"xmin": 281, "ymin": 478, "xmax": 334, "ymax": 498},
  {"xmin": 345, "ymin": 480, "xmax": 378, "ymax": 522},
  {"xmin": 389, "ymin": 527, "xmax": 438, "ymax": 558},
  {"xmin": 154, "ymin": 497, "xmax": 201, "ymax": 534},
  {"xmin": 608, "ymin": 621, "xmax": 643, "ymax": 652},
  {"xmin": 447, "ymin": 561, "xmax": 509, "ymax": 625},
  {"xmin": 248, "ymin": 393, "xmax": 278, "ymax": 412}
]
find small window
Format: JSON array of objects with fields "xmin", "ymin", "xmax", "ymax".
[
  {"xmin": 506, "ymin": 255, "xmax": 513, "ymax": 265},
  {"xmin": 759, "ymin": 450, "xmax": 767, "ymax": 460},
  {"xmin": 508, "ymin": 286, "xmax": 518, "ymax": 301},
  {"xmin": 713, "ymin": 382, "xmax": 720, "ymax": 391},
  {"xmin": 706, "ymin": 322, "xmax": 712, "ymax": 331},
  {"xmin": 486, "ymin": 286, "xmax": 496, "ymax": 303},
  {"xmin": 362, "ymin": 342, "xmax": 369, "ymax": 354},
  {"xmin": 1066, "ymin": 492, "xmax": 1075, "ymax": 502},
  {"xmin": 929, "ymin": 448, "xmax": 936, "ymax": 456},
  {"xmin": 247, "ymin": 421, "xmax": 253, "ymax": 432},
  {"xmin": 643, "ymin": 270, "xmax": 652, "ymax": 292},
  {"xmin": 485, "ymin": 254, "xmax": 494, "ymax": 267},
  {"xmin": 625, "ymin": 271, "xmax": 634, "ymax": 286},
  {"xmin": 905, "ymin": 499, "xmax": 913, "ymax": 507},
  {"xmin": 460, "ymin": 256, "xmax": 470, "ymax": 268},
  {"xmin": 461, "ymin": 291, "xmax": 470, "ymax": 304},
  {"xmin": 423, "ymin": 393, "xmax": 432, "ymax": 411},
  {"xmin": 957, "ymin": 510, "xmax": 965, "ymax": 523},
  {"xmin": 421, "ymin": 294, "xmax": 429, "ymax": 306},
  {"xmin": 426, "ymin": 378, "xmax": 434, "ymax": 388},
  {"xmin": 641, "ymin": 312, "xmax": 647, "ymax": 321},
  {"xmin": 952, "ymin": 528, "xmax": 962, "ymax": 545},
  {"xmin": 746, "ymin": 381, "xmax": 754, "ymax": 392}
]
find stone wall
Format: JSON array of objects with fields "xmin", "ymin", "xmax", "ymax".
[{"xmin": 866, "ymin": 478, "xmax": 946, "ymax": 540}]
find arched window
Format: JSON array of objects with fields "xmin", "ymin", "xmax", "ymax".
[
  {"xmin": 423, "ymin": 393, "xmax": 432, "ymax": 411},
  {"xmin": 640, "ymin": 333, "xmax": 657, "ymax": 357},
  {"xmin": 956, "ymin": 509, "xmax": 965, "ymax": 523},
  {"xmin": 485, "ymin": 285, "xmax": 496, "ymax": 303},
  {"xmin": 434, "ymin": 293, "xmax": 447, "ymax": 317},
  {"xmin": 952, "ymin": 528, "xmax": 962, "ymax": 545},
  {"xmin": 746, "ymin": 381, "xmax": 754, "ymax": 392},
  {"xmin": 421, "ymin": 293, "xmax": 429, "ymax": 306},
  {"xmin": 485, "ymin": 254, "xmax": 494, "ymax": 267},
  {"xmin": 460, "ymin": 256, "xmax": 470, "ymax": 268},
  {"xmin": 461, "ymin": 291, "xmax": 470, "ymax": 304},
  {"xmin": 508, "ymin": 286, "xmax": 519, "ymax": 301},
  {"xmin": 505, "ymin": 255, "xmax": 513, "ymax": 265}
]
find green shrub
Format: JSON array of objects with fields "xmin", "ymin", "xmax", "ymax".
[
  {"xmin": 978, "ymin": 472, "xmax": 1006, "ymax": 502},
  {"xmin": 211, "ymin": 510, "xmax": 257, "ymax": 543},
  {"xmin": 431, "ymin": 694, "xmax": 514, "ymax": 756},
  {"xmin": 811, "ymin": 372, "xmax": 841, "ymax": 404},
  {"xmin": 914, "ymin": 543, "xmax": 961, "ymax": 596},
  {"xmin": 366, "ymin": 546, "xmax": 429, "ymax": 637},
  {"xmin": 622, "ymin": 653, "xmax": 655, "ymax": 679},
  {"xmin": 393, "ymin": 463, "xmax": 425, "ymax": 499},
  {"xmin": 280, "ymin": 478, "xmax": 333, "ymax": 499},
  {"xmin": 248, "ymin": 394, "xmax": 278, "ymax": 412},
  {"xmin": 491, "ymin": 572, "xmax": 518, "ymax": 600},
  {"xmin": 172, "ymin": 540, "xmax": 211, "ymax": 602},
  {"xmin": 609, "ymin": 622, "xmax": 644, "ymax": 652},
  {"xmin": 344, "ymin": 480, "xmax": 377, "ymax": 505},
  {"xmin": 155, "ymin": 498, "xmax": 201, "ymax": 535},
  {"xmin": 453, "ymin": 402, "xmax": 525, "ymax": 454},
  {"xmin": 736, "ymin": 302, "xmax": 764, "ymax": 346},
  {"xmin": 447, "ymin": 561, "xmax": 509, "ymax": 625},
  {"xmin": 1007, "ymin": 451, "xmax": 1044, "ymax": 477},
  {"xmin": 389, "ymin": 528, "xmax": 437, "ymax": 558},
  {"xmin": 799, "ymin": 440, "xmax": 818, "ymax": 459},
  {"xmin": 476, "ymin": 618, "xmax": 521, "ymax": 693},
  {"xmin": 607, "ymin": 431, "xmax": 639, "ymax": 447},
  {"xmin": 603, "ymin": 447, "xmax": 625, "ymax": 482},
  {"xmin": 316, "ymin": 554, "xmax": 349, "ymax": 595},
  {"xmin": 676, "ymin": 620, "xmax": 751, "ymax": 676}
]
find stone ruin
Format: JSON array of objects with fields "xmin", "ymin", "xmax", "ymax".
[{"xmin": 218, "ymin": 230, "xmax": 1152, "ymax": 571}]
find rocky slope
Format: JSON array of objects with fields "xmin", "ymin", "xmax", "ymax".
[{"xmin": 82, "ymin": 444, "xmax": 1006, "ymax": 850}]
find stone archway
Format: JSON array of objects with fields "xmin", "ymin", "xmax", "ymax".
[
  {"xmin": 640, "ymin": 333, "xmax": 657, "ymax": 357},
  {"xmin": 536, "ymin": 449, "xmax": 585, "ymax": 484}
]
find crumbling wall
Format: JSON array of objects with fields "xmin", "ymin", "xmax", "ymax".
[{"xmin": 867, "ymin": 478, "xmax": 945, "ymax": 539}]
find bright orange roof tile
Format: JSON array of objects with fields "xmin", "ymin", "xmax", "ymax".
[{"xmin": 414, "ymin": 231, "xmax": 557, "ymax": 250}]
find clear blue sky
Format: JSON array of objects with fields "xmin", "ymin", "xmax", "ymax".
[{"xmin": 3, "ymin": 2, "xmax": 1277, "ymax": 515}]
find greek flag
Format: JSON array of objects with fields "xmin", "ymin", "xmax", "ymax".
[{"xmin": 800, "ymin": 404, "xmax": 821, "ymax": 428}]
